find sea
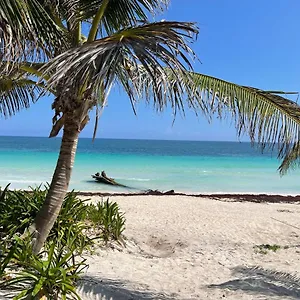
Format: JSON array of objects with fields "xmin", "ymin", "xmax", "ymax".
[{"xmin": 0, "ymin": 136, "xmax": 300, "ymax": 195}]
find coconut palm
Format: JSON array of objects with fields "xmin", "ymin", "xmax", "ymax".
[{"xmin": 1, "ymin": 0, "xmax": 300, "ymax": 253}]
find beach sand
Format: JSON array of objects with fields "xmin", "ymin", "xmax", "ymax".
[{"xmin": 75, "ymin": 195, "xmax": 300, "ymax": 300}]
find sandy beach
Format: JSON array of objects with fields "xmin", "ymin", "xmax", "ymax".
[{"xmin": 74, "ymin": 195, "xmax": 300, "ymax": 300}]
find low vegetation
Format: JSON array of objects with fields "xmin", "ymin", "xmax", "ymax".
[
  {"xmin": 254, "ymin": 244, "xmax": 281, "ymax": 254},
  {"xmin": 0, "ymin": 185, "xmax": 125, "ymax": 299}
]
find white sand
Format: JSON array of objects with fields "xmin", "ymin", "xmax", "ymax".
[{"xmin": 76, "ymin": 195, "xmax": 300, "ymax": 300}]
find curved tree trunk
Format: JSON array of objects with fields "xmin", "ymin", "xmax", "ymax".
[{"xmin": 32, "ymin": 115, "xmax": 80, "ymax": 254}]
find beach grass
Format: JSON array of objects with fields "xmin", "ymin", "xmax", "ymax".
[{"xmin": 0, "ymin": 186, "xmax": 125, "ymax": 299}]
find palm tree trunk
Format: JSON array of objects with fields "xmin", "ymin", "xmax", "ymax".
[{"xmin": 32, "ymin": 115, "xmax": 80, "ymax": 254}]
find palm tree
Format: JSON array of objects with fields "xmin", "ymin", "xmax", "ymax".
[{"xmin": 1, "ymin": 0, "xmax": 300, "ymax": 253}]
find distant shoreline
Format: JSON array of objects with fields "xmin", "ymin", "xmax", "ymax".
[
  {"xmin": 76, "ymin": 190, "xmax": 300, "ymax": 204},
  {"xmin": 0, "ymin": 135, "xmax": 246, "ymax": 143},
  {"xmin": 20, "ymin": 188, "xmax": 300, "ymax": 203}
]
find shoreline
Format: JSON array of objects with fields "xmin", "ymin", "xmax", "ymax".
[
  {"xmin": 77, "ymin": 190, "xmax": 300, "ymax": 203},
  {"xmin": 20, "ymin": 187, "xmax": 300, "ymax": 203}
]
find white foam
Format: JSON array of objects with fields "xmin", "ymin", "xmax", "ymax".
[
  {"xmin": 0, "ymin": 179, "xmax": 42, "ymax": 184},
  {"xmin": 115, "ymin": 177, "xmax": 150, "ymax": 182}
]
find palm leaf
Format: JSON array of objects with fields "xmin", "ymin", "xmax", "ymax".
[
  {"xmin": 277, "ymin": 142, "xmax": 300, "ymax": 175},
  {"xmin": 41, "ymin": 19, "xmax": 300, "ymax": 174},
  {"xmin": 129, "ymin": 69, "xmax": 300, "ymax": 170},
  {"xmin": 41, "ymin": 21, "xmax": 197, "ymax": 138},
  {"xmin": 40, "ymin": 0, "xmax": 169, "ymax": 36},
  {"xmin": 188, "ymin": 73, "xmax": 300, "ymax": 172},
  {"xmin": 79, "ymin": 0, "xmax": 169, "ymax": 35},
  {"xmin": 41, "ymin": 0, "xmax": 80, "ymax": 26},
  {"xmin": 0, "ymin": 0, "xmax": 67, "ymax": 64},
  {"xmin": 0, "ymin": 76, "xmax": 42, "ymax": 118},
  {"xmin": 43, "ymin": 21, "xmax": 197, "ymax": 97}
]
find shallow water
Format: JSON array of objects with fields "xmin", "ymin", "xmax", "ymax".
[{"xmin": 0, "ymin": 136, "xmax": 299, "ymax": 195}]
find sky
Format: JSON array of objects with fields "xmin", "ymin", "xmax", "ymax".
[{"xmin": 1, "ymin": 0, "xmax": 300, "ymax": 141}]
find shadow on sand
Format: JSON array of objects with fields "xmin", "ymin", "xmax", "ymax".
[
  {"xmin": 208, "ymin": 266, "xmax": 300, "ymax": 299},
  {"xmin": 77, "ymin": 276, "xmax": 178, "ymax": 300}
]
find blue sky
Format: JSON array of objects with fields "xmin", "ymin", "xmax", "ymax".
[{"xmin": 1, "ymin": 0, "xmax": 300, "ymax": 141}]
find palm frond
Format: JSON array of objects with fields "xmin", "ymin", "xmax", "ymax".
[
  {"xmin": 79, "ymin": 0, "xmax": 169, "ymax": 35},
  {"xmin": 41, "ymin": 21, "xmax": 197, "ymax": 138},
  {"xmin": 129, "ymin": 66, "xmax": 208, "ymax": 117},
  {"xmin": 41, "ymin": 0, "xmax": 79, "ymax": 27},
  {"xmin": 0, "ymin": 76, "xmax": 42, "ymax": 118},
  {"xmin": 0, "ymin": 0, "xmax": 67, "ymax": 64},
  {"xmin": 188, "ymin": 73, "xmax": 300, "ymax": 171},
  {"xmin": 40, "ymin": 18, "xmax": 300, "ymax": 174},
  {"xmin": 278, "ymin": 142, "xmax": 300, "ymax": 175},
  {"xmin": 43, "ymin": 21, "xmax": 198, "ymax": 104}
]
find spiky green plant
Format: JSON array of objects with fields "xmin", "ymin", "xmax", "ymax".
[
  {"xmin": 0, "ymin": 186, "xmax": 126, "ymax": 251},
  {"xmin": 0, "ymin": 186, "xmax": 126, "ymax": 300},
  {"xmin": 86, "ymin": 199, "xmax": 126, "ymax": 243},
  {"xmin": 0, "ymin": 185, "xmax": 46, "ymax": 239},
  {"xmin": 0, "ymin": 234, "xmax": 87, "ymax": 300}
]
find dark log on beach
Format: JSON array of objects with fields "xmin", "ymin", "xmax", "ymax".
[{"xmin": 91, "ymin": 174, "xmax": 128, "ymax": 188}]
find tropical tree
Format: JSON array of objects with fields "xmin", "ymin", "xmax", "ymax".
[{"xmin": 1, "ymin": 0, "xmax": 300, "ymax": 254}]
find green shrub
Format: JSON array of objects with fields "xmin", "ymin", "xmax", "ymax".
[
  {"xmin": 0, "ymin": 185, "xmax": 46, "ymax": 239},
  {"xmin": 254, "ymin": 244, "xmax": 281, "ymax": 254},
  {"xmin": 85, "ymin": 199, "xmax": 126, "ymax": 243},
  {"xmin": 0, "ymin": 187, "xmax": 93, "ymax": 251},
  {"xmin": 49, "ymin": 191, "xmax": 93, "ymax": 252},
  {"xmin": 0, "ymin": 186, "xmax": 126, "ymax": 248},
  {"xmin": 0, "ymin": 185, "xmax": 126, "ymax": 299},
  {"xmin": 0, "ymin": 233, "xmax": 87, "ymax": 299},
  {"xmin": 0, "ymin": 186, "xmax": 125, "ymax": 299}
]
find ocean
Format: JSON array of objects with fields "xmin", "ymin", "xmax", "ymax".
[{"xmin": 0, "ymin": 136, "xmax": 299, "ymax": 195}]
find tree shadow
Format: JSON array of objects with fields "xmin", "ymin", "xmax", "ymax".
[
  {"xmin": 77, "ymin": 275, "xmax": 178, "ymax": 300},
  {"xmin": 209, "ymin": 266, "xmax": 300, "ymax": 299}
]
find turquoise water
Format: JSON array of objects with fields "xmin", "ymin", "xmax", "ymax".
[{"xmin": 0, "ymin": 136, "xmax": 299, "ymax": 195}]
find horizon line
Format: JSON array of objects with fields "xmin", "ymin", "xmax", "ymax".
[{"xmin": 0, "ymin": 134, "xmax": 250, "ymax": 143}]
